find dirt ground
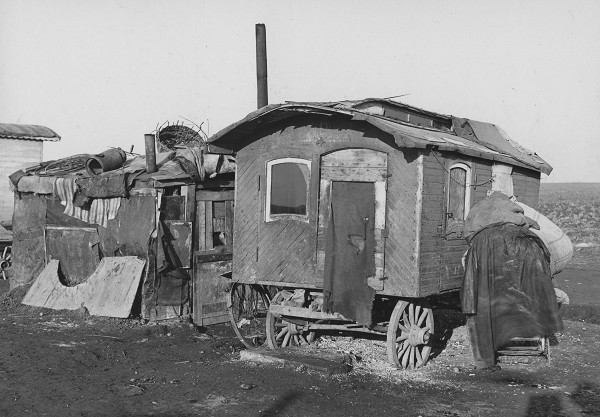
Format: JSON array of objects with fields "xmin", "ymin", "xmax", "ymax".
[{"xmin": 0, "ymin": 249, "xmax": 598, "ymax": 417}]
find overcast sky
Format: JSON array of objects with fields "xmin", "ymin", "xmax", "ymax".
[{"xmin": 1, "ymin": 0, "xmax": 599, "ymax": 183}]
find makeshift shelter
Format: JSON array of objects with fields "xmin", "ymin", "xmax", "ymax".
[
  {"xmin": 0, "ymin": 123, "xmax": 60, "ymax": 226},
  {"xmin": 10, "ymin": 142, "xmax": 235, "ymax": 323}
]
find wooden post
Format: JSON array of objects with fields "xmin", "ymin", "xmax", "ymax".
[
  {"xmin": 256, "ymin": 23, "xmax": 268, "ymax": 109},
  {"xmin": 144, "ymin": 134, "xmax": 157, "ymax": 174}
]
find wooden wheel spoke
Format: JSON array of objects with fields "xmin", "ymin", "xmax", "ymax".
[
  {"xmin": 410, "ymin": 345, "xmax": 416, "ymax": 368},
  {"xmin": 416, "ymin": 309, "xmax": 428, "ymax": 327},
  {"xmin": 276, "ymin": 327, "xmax": 288, "ymax": 340},
  {"xmin": 398, "ymin": 324, "xmax": 409, "ymax": 333},
  {"xmin": 293, "ymin": 335, "xmax": 300, "ymax": 345},
  {"xmin": 409, "ymin": 304, "xmax": 415, "ymax": 325},
  {"xmin": 397, "ymin": 341, "xmax": 409, "ymax": 359},
  {"xmin": 396, "ymin": 333, "xmax": 409, "ymax": 343},
  {"xmin": 414, "ymin": 305, "xmax": 421, "ymax": 323},
  {"xmin": 401, "ymin": 345, "xmax": 411, "ymax": 368},
  {"xmin": 282, "ymin": 332, "xmax": 291, "ymax": 347},
  {"xmin": 415, "ymin": 346, "xmax": 423, "ymax": 366}
]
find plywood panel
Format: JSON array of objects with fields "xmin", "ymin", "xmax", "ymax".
[{"xmin": 22, "ymin": 257, "xmax": 146, "ymax": 318}]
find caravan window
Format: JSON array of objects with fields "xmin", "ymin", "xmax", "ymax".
[
  {"xmin": 447, "ymin": 163, "xmax": 471, "ymax": 220},
  {"xmin": 266, "ymin": 158, "xmax": 310, "ymax": 222},
  {"xmin": 446, "ymin": 163, "xmax": 471, "ymax": 238}
]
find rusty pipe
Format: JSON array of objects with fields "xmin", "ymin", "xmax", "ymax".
[
  {"xmin": 256, "ymin": 23, "xmax": 268, "ymax": 109},
  {"xmin": 144, "ymin": 134, "xmax": 157, "ymax": 174}
]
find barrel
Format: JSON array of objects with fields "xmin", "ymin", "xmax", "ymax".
[
  {"xmin": 517, "ymin": 202, "xmax": 573, "ymax": 276},
  {"xmin": 86, "ymin": 148, "xmax": 127, "ymax": 176}
]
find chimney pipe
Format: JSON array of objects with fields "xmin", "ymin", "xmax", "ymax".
[
  {"xmin": 255, "ymin": 23, "xmax": 268, "ymax": 109},
  {"xmin": 144, "ymin": 134, "xmax": 157, "ymax": 174}
]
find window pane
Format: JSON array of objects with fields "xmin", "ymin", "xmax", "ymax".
[
  {"xmin": 448, "ymin": 167, "xmax": 467, "ymax": 220},
  {"xmin": 270, "ymin": 162, "xmax": 309, "ymax": 215}
]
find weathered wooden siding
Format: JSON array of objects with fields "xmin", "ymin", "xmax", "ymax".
[
  {"xmin": 231, "ymin": 149, "xmax": 261, "ymax": 283},
  {"xmin": 232, "ymin": 116, "xmax": 420, "ymax": 292},
  {"xmin": 419, "ymin": 153, "xmax": 498, "ymax": 295},
  {"xmin": 381, "ymin": 149, "xmax": 420, "ymax": 296},
  {"xmin": 0, "ymin": 138, "xmax": 43, "ymax": 225},
  {"xmin": 418, "ymin": 153, "xmax": 445, "ymax": 295},
  {"xmin": 512, "ymin": 166, "xmax": 541, "ymax": 209},
  {"xmin": 471, "ymin": 160, "xmax": 493, "ymax": 205}
]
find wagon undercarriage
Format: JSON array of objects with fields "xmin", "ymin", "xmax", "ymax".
[{"xmin": 228, "ymin": 283, "xmax": 437, "ymax": 370}]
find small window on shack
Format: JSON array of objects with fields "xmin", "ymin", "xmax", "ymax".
[
  {"xmin": 266, "ymin": 158, "xmax": 310, "ymax": 222},
  {"xmin": 445, "ymin": 163, "xmax": 471, "ymax": 238}
]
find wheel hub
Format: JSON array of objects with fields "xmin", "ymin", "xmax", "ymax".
[
  {"xmin": 288, "ymin": 323, "xmax": 300, "ymax": 335},
  {"xmin": 407, "ymin": 325, "xmax": 430, "ymax": 346}
]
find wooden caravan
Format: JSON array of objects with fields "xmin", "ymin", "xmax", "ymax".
[{"xmin": 209, "ymin": 98, "xmax": 552, "ymax": 368}]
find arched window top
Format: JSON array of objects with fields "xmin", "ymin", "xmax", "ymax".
[{"xmin": 265, "ymin": 158, "xmax": 311, "ymax": 222}]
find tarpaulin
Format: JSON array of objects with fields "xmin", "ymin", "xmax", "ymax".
[
  {"xmin": 464, "ymin": 192, "xmax": 534, "ymax": 239},
  {"xmin": 323, "ymin": 182, "xmax": 375, "ymax": 327},
  {"xmin": 461, "ymin": 223, "xmax": 563, "ymax": 368}
]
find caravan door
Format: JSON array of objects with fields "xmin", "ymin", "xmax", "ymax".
[{"xmin": 317, "ymin": 149, "xmax": 388, "ymax": 325}]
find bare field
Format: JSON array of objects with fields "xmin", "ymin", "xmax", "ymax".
[
  {"xmin": 539, "ymin": 182, "xmax": 600, "ymax": 246},
  {"xmin": 539, "ymin": 182, "xmax": 600, "ymax": 272}
]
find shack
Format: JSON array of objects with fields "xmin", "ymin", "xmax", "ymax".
[
  {"xmin": 10, "ymin": 135, "xmax": 236, "ymax": 324},
  {"xmin": 0, "ymin": 123, "xmax": 60, "ymax": 227},
  {"xmin": 207, "ymin": 98, "xmax": 551, "ymax": 304}
]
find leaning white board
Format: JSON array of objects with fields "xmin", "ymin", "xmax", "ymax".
[
  {"xmin": 22, "ymin": 257, "xmax": 146, "ymax": 318},
  {"xmin": 517, "ymin": 202, "xmax": 573, "ymax": 276}
]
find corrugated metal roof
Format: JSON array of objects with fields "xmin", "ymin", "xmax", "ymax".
[
  {"xmin": 208, "ymin": 100, "xmax": 552, "ymax": 174},
  {"xmin": 0, "ymin": 123, "xmax": 60, "ymax": 141}
]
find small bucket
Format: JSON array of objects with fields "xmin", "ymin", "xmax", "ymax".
[
  {"xmin": 86, "ymin": 148, "xmax": 127, "ymax": 176},
  {"xmin": 517, "ymin": 202, "xmax": 573, "ymax": 276}
]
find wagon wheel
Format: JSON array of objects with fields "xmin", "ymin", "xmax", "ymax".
[
  {"xmin": 266, "ymin": 291, "xmax": 316, "ymax": 349},
  {"xmin": 228, "ymin": 283, "xmax": 271, "ymax": 349},
  {"xmin": 387, "ymin": 300, "xmax": 434, "ymax": 369}
]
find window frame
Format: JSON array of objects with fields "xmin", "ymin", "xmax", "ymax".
[
  {"xmin": 446, "ymin": 162, "xmax": 472, "ymax": 221},
  {"xmin": 265, "ymin": 157, "xmax": 311, "ymax": 223}
]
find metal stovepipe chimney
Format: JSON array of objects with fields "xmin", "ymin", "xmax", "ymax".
[{"xmin": 256, "ymin": 23, "xmax": 268, "ymax": 109}]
